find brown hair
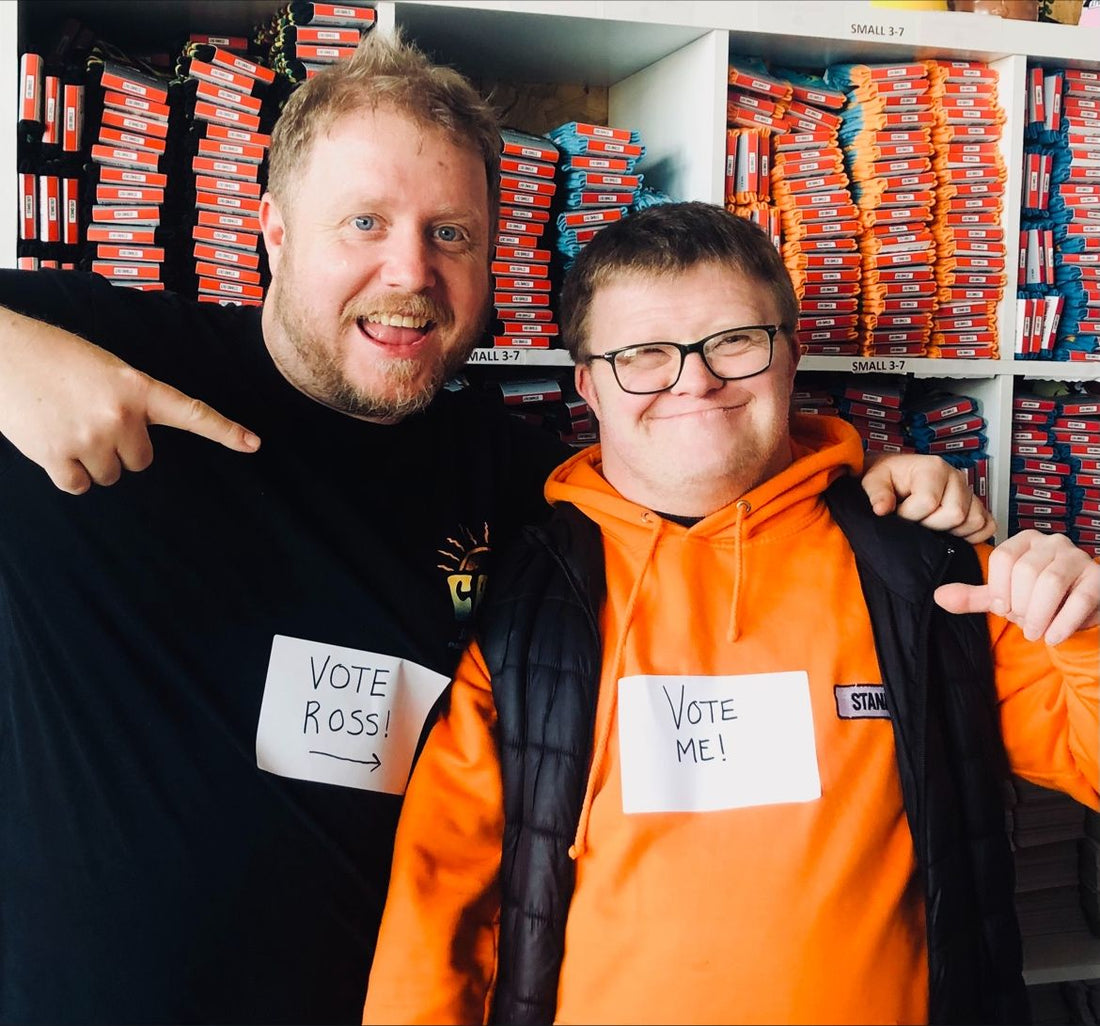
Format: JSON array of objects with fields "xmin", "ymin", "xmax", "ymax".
[
  {"xmin": 559, "ymin": 201, "xmax": 800, "ymax": 359},
  {"xmin": 266, "ymin": 29, "xmax": 501, "ymax": 216}
]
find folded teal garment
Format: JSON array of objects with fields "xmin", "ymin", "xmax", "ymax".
[
  {"xmin": 561, "ymin": 171, "xmax": 643, "ymax": 191},
  {"xmin": 546, "ymin": 122, "xmax": 644, "ymax": 157},
  {"xmin": 554, "ymin": 208, "xmax": 628, "ymax": 233},
  {"xmin": 906, "ymin": 394, "xmax": 979, "ymax": 427},
  {"xmin": 771, "ymin": 66, "xmax": 846, "ymax": 109},
  {"xmin": 632, "ymin": 187, "xmax": 673, "ymax": 211}
]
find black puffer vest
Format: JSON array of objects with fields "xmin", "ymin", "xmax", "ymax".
[{"xmin": 477, "ymin": 475, "xmax": 1028, "ymax": 1025}]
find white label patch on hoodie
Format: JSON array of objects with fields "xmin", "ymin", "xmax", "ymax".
[
  {"xmin": 834, "ymin": 683, "xmax": 891, "ymax": 719},
  {"xmin": 617, "ymin": 671, "xmax": 821, "ymax": 814}
]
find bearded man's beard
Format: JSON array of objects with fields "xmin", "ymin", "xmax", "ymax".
[
  {"xmin": 269, "ymin": 275, "xmax": 477, "ymax": 421},
  {"xmin": 320, "ymin": 353, "xmax": 449, "ymax": 421}
]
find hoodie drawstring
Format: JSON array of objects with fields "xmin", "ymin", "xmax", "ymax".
[
  {"xmin": 569, "ymin": 512, "xmax": 664, "ymax": 861},
  {"xmin": 724, "ymin": 500, "xmax": 751, "ymax": 644}
]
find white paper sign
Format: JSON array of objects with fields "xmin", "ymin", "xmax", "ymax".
[
  {"xmin": 618, "ymin": 672, "xmax": 821, "ymax": 814},
  {"xmin": 256, "ymin": 634, "xmax": 450, "ymax": 795}
]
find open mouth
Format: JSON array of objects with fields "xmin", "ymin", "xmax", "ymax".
[{"xmin": 356, "ymin": 313, "xmax": 435, "ymax": 355}]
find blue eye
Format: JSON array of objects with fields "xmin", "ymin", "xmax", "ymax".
[
  {"xmin": 352, "ymin": 215, "xmax": 376, "ymax": 231},
  {"xmin": 435, "ymin": 225, "xmax": 462, "ymax": 242}
]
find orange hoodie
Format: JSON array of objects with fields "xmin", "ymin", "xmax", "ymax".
[{"xmin": 364, "ymin": 416, "xmax": 1099, "ymax": 1026}]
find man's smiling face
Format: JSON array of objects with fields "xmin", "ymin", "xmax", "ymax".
[
  {"xmin": 260, "ymin": 104, "xmax": 491, "ymax": 422},
  {"xmin": 575, "ymin": 261, "xmax": 799, "ymax": 515}
]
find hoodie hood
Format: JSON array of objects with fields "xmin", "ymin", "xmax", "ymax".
[{"xmin": 545, "ymin": 413, "xmax": 864, "ymax": 539}]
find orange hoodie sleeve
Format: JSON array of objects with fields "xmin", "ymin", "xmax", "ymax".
[
  {"xmin": 993, "ymin": 620, "xmax": 1099, "ymax": 809},
  {"xmin": 982, "ymin": 542, "xmax": 1099, "ymax": 808},
  {"xmin": 363, "ymin": 642, "xmax": 503, "ymax": 1025}
]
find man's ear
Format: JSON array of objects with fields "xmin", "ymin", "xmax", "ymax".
[
  {"xmin": 575, "ymin": 361, "xmax": 602, "ymax": 422},
  {"xmin": 259, "ymin": 193, "xmax": 286, "ymax": 277}
]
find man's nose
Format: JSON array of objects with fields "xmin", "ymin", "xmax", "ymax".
[
  {"xmin": 672, "ymin": 350, "xmax": 725, "ymax": 396},
  {"xmin": 380, "ymin": 227, "xmax": 436, "ymax": 291}
]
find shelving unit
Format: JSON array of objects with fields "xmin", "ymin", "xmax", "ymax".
[
  {"xmin": 393, "ymin": 0, "xmax": 1100, "ymax": 538},
  {"xmin": 1024, "ymin": 930, "xmax": 1100, "ymax": 986},
  {"xmin": 6, "ymin": 0, "xmax": 1099, "ymax": 987},
  {"xmin": 8, "ymin": 0, "xmax": 1099, "ymax": 532}
]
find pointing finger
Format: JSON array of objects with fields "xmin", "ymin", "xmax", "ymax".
[{"xmin": 145, "ymin": 379, "xmax": 261, "ymax": 453}]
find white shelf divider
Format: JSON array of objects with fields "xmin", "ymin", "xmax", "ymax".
[{"xmin": 609, "ymin": 28, "xmax": 730, "ymax": 205}]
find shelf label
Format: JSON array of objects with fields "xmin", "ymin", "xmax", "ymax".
[
  {"xmin": 850, "ymin": 358, "xmax": 907, "ymax": 373},
  {"xmin": 849, "ymin": 21, "xmax": 906, "ymax": 39},
  {"xmin": 468, "ymin": 348, "xmax": 524, "ymax": 363}
]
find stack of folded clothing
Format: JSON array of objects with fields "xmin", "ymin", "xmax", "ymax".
[
  {"xmin": 16, "ymin": 22, "xmax": 96, "ymax": 272},
  {"xmin": 925, "ymin": 59, "xmax": 1007, "ymax": 359},
  {"xmin": 548, "ymin": 120, "xmax": 646, "ymax": 274},
  {"xmin": 725, "ymin": 56, "xmax": 791, "ymax": 250},
  {"xmin": 258, "ymin": 2, "xmax": 376, "ymax": 84},
  {"xmin": 1082, "ymin": 810, "xmax": 1100, "ymax": 939},
  {"xmin": 1018, "ymin": 67, "xmax": 1100, "ymax": 362},
  {"xmin": 1015, "ymin": 242, "xmax": 1064, "ymax": 360},
  {"xmin": 768, "ymin": 67, "xmax": 856, "ymax": 356},
  {"xmin": 1010, "ymin": 389, "xmax": 1067, "ymax": 536},
  {"xmin": 904, "ymin": 385, "xmax": 989, "ymax": 495},
  {"xmin": 838, "ymin": 377, "xmax": 912, "ymax": 454},
  {"xmin": 1056, "ymin": 386, "xmax": 1100, "ymax": 555},
  {"xmin": 496, "ymin": 376, "xmax": 597, "ymax": 448},
  {"xmin": 793, "ymin": 372, "xmax": 990, "ymax": 496},
  {"xmin": 487, "ymin": 128, "xmax": 560, "ymax": 350},
  {"xmin": 796, "ymin": 373, "xmax": 916, "ymax": 455},
  {"xmin": 1011, "ymin": 387, "xmax": 1073, "ymax": 537},
  {"xmin": 827, "ymin": 61, "xmax": 937, "ymax": 358},
  {"xmin": 176, "ymin": 41, "xmax": 277, "ymax": 306},
  {"xmin": 1011, "ymin": 777, "xmax": 1093, "ymax": 945},
  {"xmin": 1051, "ymin": 68, "xmax": 1100, "ymax": 361},
  {"xmin": 1008, "ymin": 382, "xmax": 1100, "ymax": 554},
  {"xmin": 81, "ymin": 46, "xmax": 180, "ymax": 292},
  {"xmin": 725, "ymin": 123, "xmax": 778, "ymax": 244},
  {"xmin": 1016, "ymin": 65, "xmax": 1064, "ymax": 360},
  {"xmin": 790, "ymin": 376, "xmax": 843, "ymax": 418}
]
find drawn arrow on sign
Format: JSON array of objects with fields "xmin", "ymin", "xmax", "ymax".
[{"xmin": 309, "ymin": 750, "xmax": 382, "ymax": 771}]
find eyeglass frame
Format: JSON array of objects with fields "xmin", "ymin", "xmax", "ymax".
[{"xmin": 583, "ymin": 324, "xmax": 780, "ymax": 395}]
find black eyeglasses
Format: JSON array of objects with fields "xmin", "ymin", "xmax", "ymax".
[{"xmin": 585, "ymin": 324, "xmax": 779, "ymax": 395}]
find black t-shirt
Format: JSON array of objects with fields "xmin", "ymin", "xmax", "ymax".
[{"xmin": 0, "ymin": 270, "xmax": 568, "ymax": 1025}]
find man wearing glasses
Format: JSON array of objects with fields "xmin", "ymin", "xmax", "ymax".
[{"xmin": 363, "ymin": 202, "xmax": 1099, "ymax": 1025}]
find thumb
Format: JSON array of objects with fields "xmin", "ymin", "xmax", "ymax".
[
  {"xmin": 934, "ymin": 581, "xmax": 992, "ymax": 615},
  {"xmin": 146, "ymin": 378, "xmax": 261, "ymax": 453}
]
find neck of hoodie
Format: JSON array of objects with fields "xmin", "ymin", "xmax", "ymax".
[
  {"xmin": 598, "ymin": 443, "xmax": 794, "ymax": 520},
  {"xmin": 545, "ymin": 413, "xmax": 864, "ymax": 536}
]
